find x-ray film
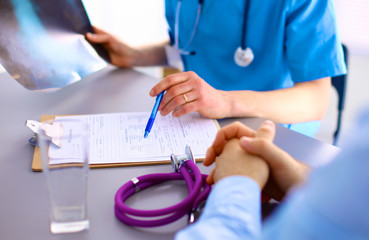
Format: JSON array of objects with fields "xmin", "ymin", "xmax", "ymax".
[{"xmin": 0, "ymin": 0, "xmax": 110, "ymax": 92}]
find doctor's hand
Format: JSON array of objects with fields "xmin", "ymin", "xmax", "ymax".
[
  {"xmin": 86, "ymin": 26, "xmax": 138, "ymax": 68},
  {"xmin": 239, "ymin": 129, "xmax": 311, "ymax": 200},
  {"xmin": 150, "ymin": 71, "xmax": 232, "ymax": 119},
  {"xmin": 204, "ymin": 121, "xmax": 271, "ymax": 189}
]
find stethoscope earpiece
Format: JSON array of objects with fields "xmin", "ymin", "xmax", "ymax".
[{"xmin": 234, "ymin": 47, "xmax": 254, "ymax": 67}]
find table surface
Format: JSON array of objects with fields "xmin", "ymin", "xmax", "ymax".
[{"xmin": 0, "ymin": 66, "xmax": 340, "ymax": 240}]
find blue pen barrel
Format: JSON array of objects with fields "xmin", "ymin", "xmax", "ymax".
[
  {"xmin": 144, "ymin": 91, "xmax": 165, "ymax": 138},
  {"xmin": 150, "ymin": 92, "xmax": 164, "ymax": 118},
  {"xmin": 145, "ymin": 118, "xmax": 155, "ymax": 133}
]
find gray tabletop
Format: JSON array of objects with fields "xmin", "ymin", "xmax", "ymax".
[{"xmin": 0, "ymin": 66, "xmax": 340, "ymax": 240}]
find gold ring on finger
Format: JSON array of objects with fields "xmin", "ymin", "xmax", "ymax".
[{"xmin": 183, "ymin": 94, "xmax": 188, "ymax": 103}]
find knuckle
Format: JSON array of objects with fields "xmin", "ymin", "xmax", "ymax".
[
  {"xmin": 233, "ymin": 121, "xmax": 243, "ymax": 128},
  {"xmin": 187, "ymin": 71, "xmax": 196, "ymax": 77},
  {"xmin": 174, "ymin": 96, "xmax": 183, "ymax": 105},
  {"xmin": 181, "ymin": 103, "xmax": 195, "ymax": 114},
  {"xmin": 257, "ymin": 139, "xmax": 269, "ymax": 150},
  {"xmin": 166, "ymin": 75, "xmax": 177, "ymax": 85},
  {"xmin": 163, "ymin": 90, "xmax": 173, "ymax": 100},
  {"xmin": 193, "ymin": 77, "xmax": 202, "ymax": 87},
  {"xmin": 170, "ymin": 87, "xmax": 182, "ymax": 97},
  {"xmin": 182, "ymin": 80, "xmax": 193, "ymax": 89}
]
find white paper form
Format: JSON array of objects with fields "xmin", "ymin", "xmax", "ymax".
[
  {"xmin": 55, "ymin": 112, "xmax": 219, "ymax": 165},
  {"xmin": 48, "ymin": 120, "xmax": 86, "ymax": 165}
]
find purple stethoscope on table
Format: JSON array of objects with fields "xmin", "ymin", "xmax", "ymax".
[{"xmin": 114, "ymin": 146, "xmax": 211, "ymax": 227}]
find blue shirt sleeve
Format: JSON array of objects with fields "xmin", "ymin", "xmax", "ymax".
[
  {"xmin": 285, "ymin": 0, "xmax": 347, "ymax": 82},
  {"xmin": 176, "ymin": 104, "xmax": 369, "ymax": 240},
  {"xmin": 263, "ymin": 104, "xmax": 369, "ymax": 239},
  {"xmin": 175, "ymin": 176, "xmax": 262, "ymax": 240}
]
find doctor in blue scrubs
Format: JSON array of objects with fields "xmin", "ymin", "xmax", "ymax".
[{"xmin": 86, "ymin": 0, "xmax": 347, "ymax": 137}]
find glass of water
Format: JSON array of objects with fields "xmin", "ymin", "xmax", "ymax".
[{"xmin": 37, "ymin": 118, "xmax": 89, "ymax": 234}]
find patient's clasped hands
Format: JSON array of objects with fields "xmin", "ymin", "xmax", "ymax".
[{"xmin": 204, "ymin": 120, "xmax": 311, "ymax": 200}]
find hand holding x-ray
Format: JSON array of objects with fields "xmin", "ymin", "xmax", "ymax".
[{"xmin": 0, "ymin": 0, "xmax": 109, "ymax": 92}]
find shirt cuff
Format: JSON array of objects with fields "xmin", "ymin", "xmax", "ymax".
[
  {"xmin": 175, "ymin": 176, "xmax": 262, "ymax": 240},
  {"xmin": 203, "ymin": 176, "xmax": 262, "ymax": 222}
]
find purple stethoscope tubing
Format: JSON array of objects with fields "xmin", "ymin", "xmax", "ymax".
[{"xmin": 114, "ymin": 159, "xmax": 211, "ymax": 227}]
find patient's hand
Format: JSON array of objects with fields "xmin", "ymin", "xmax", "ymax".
[
  {"xmin": 239, "ymin": 132, "xmax": 310, "ymax": 200},
  {"xmin": 204, "ymin": 121, "xmax": 273, "ymax": 189},
  {"xmin": 210, "ymin": 138, "xmax": 269, "ymax": 189},
  {"xmin": 204, "ymin": 120, "xmax": 310, "ymax": 200}
]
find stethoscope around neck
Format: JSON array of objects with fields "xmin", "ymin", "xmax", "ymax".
[{"xmin": 175, "ymin": 0, "xmax": 254, "ymax": 67}]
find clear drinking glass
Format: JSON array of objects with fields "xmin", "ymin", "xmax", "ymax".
[{"xmin": 37, "ymin": 119, "xmax": 89, "ymax": 234}]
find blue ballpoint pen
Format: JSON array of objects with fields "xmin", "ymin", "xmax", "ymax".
[{"xmin": 144, "ymin": 91, "xmax": 164, "ymax": 138}]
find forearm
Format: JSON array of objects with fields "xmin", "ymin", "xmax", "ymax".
[
  {"xmin": 133, "ymin": 41, "xmax": 169, "ymax": 66},
  {"xmin": 225, "ymin": 77, "xmax": 331, "ymax": 123}
]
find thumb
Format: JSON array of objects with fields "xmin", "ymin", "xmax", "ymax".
[
  {"xmin": 92, "ymin": 26, "xmax": 107, "ymax": 34},
  {"xmin": 206, "ymin": 168, "xmax": 215, "ymax": 185},
  {"xmin": 255, "ymin": 120, "xmax": 275, "ymax": 141},
  {"xmin": 85, "ymin": 32, "xmax": 110, "ymax": 43}
]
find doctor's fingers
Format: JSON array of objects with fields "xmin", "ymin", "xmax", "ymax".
[
  {"xmin": 159, "ymin": 90, "xmax": 199, "ymax": 117},
  {"xmin": 150, "ymin": 71, "xmax": 200, "ymax": 97},
  {"xmin": 86, "ymin": 31, "xmax": 111, "ymax": 44},
  {"xmin": 204, "ymin": 122, "xmax": 256, "ymax": 166},
  {"xmin": 92, "ymin": 26, "xmax": 110, "ymax": 35},
  {"xmin": 158, "ymin": 82, "xmax": 194, "ymax": 113},
  {"xmin": 170, "ymin": 101, "xmax": 199, "ymax": 117}
]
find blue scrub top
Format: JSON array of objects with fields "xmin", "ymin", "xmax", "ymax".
[{"xmin": 165, "ymin": 0, "xmax": 347, "ymax": 137}]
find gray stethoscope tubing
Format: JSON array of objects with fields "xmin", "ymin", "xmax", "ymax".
[
  {"xmin": 174, "ymin": 0, "xmax": 254, "ymax": 67},
  {"xmin": 175, "ymin": 0, "xmax": 203, "ymax": 55}
]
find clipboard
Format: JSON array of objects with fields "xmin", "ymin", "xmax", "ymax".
[{"xmin": 31, "ymin": 114, "xmax": 220, "ymax": 172}]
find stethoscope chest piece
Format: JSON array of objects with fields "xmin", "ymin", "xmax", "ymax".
[
  {"xmin": 234, "ymin": 47, "xmax": 254, "ymax": 67},
  {"xmin": 171, "ymin": 145, "xmax": 195, "ymax": 172}
]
